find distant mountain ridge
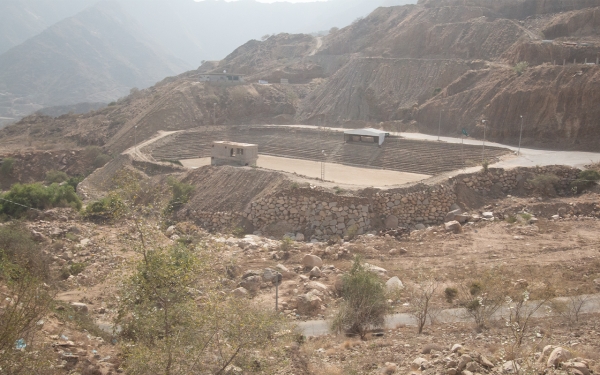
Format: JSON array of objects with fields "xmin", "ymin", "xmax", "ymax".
[{"xmin": 0, "ymin": 1, "xmax": 190, "ymax": 125}]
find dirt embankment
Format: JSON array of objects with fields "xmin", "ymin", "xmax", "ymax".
[
  {"xmin": 0, "ymin": 149, "xmax": 98, "ymax": 189},
  {"xmin": 297, "ymin": 58, "xmax": 472, "ymax": 123},
  {"xmin": 178, "ymin": 166, "xmax": 289, "ymax": 213},
  {"xmin": 416, "ymin": 64, "xmax": 600, "ymax": 150}
]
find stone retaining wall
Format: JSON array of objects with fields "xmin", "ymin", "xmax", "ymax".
[{"xmin": 181, "ymin": 166, "xmax": 583, "ymax": 240}]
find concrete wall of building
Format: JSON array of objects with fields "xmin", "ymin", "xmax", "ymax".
[{"xmin": 211, "ymin": 142, "xmax": 258, "ymax": 167}]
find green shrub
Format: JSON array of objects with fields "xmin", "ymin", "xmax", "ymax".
[
  {"xmin": 0, "ymin": 224, "xmax": 49, "ymax": 280},
  {"xmin": 513, "ymin": 61, "xmax": 529, "ymax": 76},
  {"xmin": 94, "ymin": 154, "xmax": 112, "ymax": 168},
  {"xmin": 66, "ymin": 175, "xmax": 84, "ymax": 190},
  {"xmin": 165, "ymin": 177, "xmax": 194, "ymax": 213},
  {"xmin": 529, "ymin": 173, "xmax": 560, "ymax": 196},
  {"xmin": 0, "ymin": 182, "xmax": 82, "ymax": 217},
  {"xmin": 83, "ymin": 193, "xmax": 125, "ymax": 222},
  {"xmin": 0, "ymin": 157, "xmax": 15, "ymax": 176},
  {"xmin": 45, "ymin": 170, "xmax": 68, "ymax": 184},
  {"xmin": 444, "ymin": 287, "xmax": 458, "ymax": 303},
  {"xmin": 331, "ymin": 257, "xmax": 390, "ymax": 339},
  {"xmin": 571, "ymin": 169, "xmax": 600, "ymax": 193}
]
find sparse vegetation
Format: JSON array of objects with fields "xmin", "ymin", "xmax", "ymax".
[
  {"xmin": 331, "ymin": 257, "xmax": 390, "ymax": 339},
  {"xmin": 571, "ymin": 169, "xmax": 600, "ymax": 192},
  {"xmin": 0, "ymin": 182, "xmax": 82, "ymax": 217},
  {"xmin": 408, "ymin": 276, "xmax": 439, "ymax": 334},
  {"xmin": 83, "ymin": 193, "xmax": 126, "ymax": 222},
  {"xmin": 513, "ymin": 61, "xmax": 529, "ymax": 76},
  {"xmin": 164, "ymin": 177, "xmax": 194, "ymax": 214},
  {"xmin": 529, "ymin": 173, "xmax": 560, "ymax": 196},
  {"xmin": 45, "ymin": 169, "xmax": 69, "ymax": 184},
  {"xmin": 0, "ymin": 157, "xmax": 15, "ymax": 176}
]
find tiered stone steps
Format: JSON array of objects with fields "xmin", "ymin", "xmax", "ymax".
[{"xmin": 149, "ymin": 127, "xmax": 508, "ymax": 175}]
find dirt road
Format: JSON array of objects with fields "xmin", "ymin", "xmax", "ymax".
[{"xmin": 122, "ymin": 130, "xmax": 181, "ymax": 162}]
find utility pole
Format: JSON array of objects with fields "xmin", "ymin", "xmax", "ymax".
[
  {"xmin": 517, "ymin": 115, "xmax": 524, "ymax": 156},
  {"xmin": 481, "ymin": 119, "xmax": 487, "ymax": 165},
  {"xmin": 437, "ymin": 110, "xmax": 442, "ymax": 141},
  {"xmin": 213, "ymin": 103, "xmax": 217, "ymax": 125},
  {"xmin": 134, "ymin": 125, "xmax": 137, "ymax": 153}
]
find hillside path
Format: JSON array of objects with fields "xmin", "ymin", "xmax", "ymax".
[{"xmin": 122, "ymin": 130, "xmax": 182, "ymax": 162}]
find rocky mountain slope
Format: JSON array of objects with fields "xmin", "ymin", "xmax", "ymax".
[
  {"xmin": 0, "ymin": 1, "xmax": 189, "ymax": 126},
  {"xmin": 0, "ymin": 0, "xmax": 96, "ymax": 54},
  {"xmin": 2, "ymin": 0, "xmax": 600, "ymax": 153}
]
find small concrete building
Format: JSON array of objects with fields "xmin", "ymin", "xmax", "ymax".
[
  {"xmin": 211, "ymin": 141, "xmax": 258, "ymax": 167},
  {"xmin": 343, "ymin": 128, "xmax": 389, "ymax": 146},
  {"xmin": 198, "ymin": 73, "xmax": 245, "ymax": 84}
]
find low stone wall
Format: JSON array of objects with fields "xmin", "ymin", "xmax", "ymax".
[
  {"xmin": 181, "ymin": 166, "xmax": 583, "ymax": 240},
  {"xmin": 452, "ymin": 166, "xmax": 580, "ymax": 195}
]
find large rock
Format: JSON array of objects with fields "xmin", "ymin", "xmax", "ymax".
[
  {"xmin": 593, "ymin": 278, "xmax": 600, "ymax": 290},
  {"xmin": 296, "ymin": 290, "xmax": 322, "ymax": 314},
  {"xmin": 307, "ymin": 281, "xmax": 328, "ymax": 293},
  {"xmin": 385, "ymin": 215, "xmax": 399, "ymax": 228},
  {"xmin": 232, "ymin": 287, "xmax": 249, "ymax": 298},
  {"xmin": 444, "ymin": 209, "xmax": 462, "ymax": 223},
  {"xmin": 262, "ymin": 268, "xmax": 277, "ymax": 282},
  {"xmin": 482, "ymin": 212, "xmax": 494, "ymax": 219},
  {"xmin": 295, "ymin": 233, "xmax": 305, "ymax": 241},
  {"xmin": 309, "ymin": 266, "xmax": 322, "ymax": 278},
  {"xmin": 240, "ymin": 275, "xmax": 262, "ymax": 293},
  {"xmin": 242, "ymin": 270, "xmax": 262, "ymax": 279},
  {"xmin": 302, "ymin": 254, "xmax": 323, "ymax": 268},
  {"xmin": 70, "ymin": 302, "xmax": 88, "ymax": 313},
  {"xmin": 445, "ymin": 220, "xmax": 462, "ymax": 233},
  {"xmin": 502, "ymin": 361, "xmax": 520, "ymax": 373},
  {"xmin": 385, "ymin": 276, "xmax": 404, "ymax": 292},
  {"xmin": 547, "ymin": 347, "xmax": 572, "ymax": 368},
  {"xmin": 365, "ymin": 263, "xmax": 387, "ymax": 276}
]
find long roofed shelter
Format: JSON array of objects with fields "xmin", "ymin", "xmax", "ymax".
[{"xmin": 343, "ymin": 128, "xmax": 389, "ymax": 146}]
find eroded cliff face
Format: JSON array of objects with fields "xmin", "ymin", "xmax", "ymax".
[
  {"xmin": 3, "ymin": 0, "xmax": 600, "ymax": 152},
  {"xmin": 415, "ymin": 64, "xmax": 600, "ymax": 150}
]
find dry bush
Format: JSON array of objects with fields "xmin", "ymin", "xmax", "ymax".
[{"xmin": 407, "ymin": 276, "xmax": 439, "ymax": 334}]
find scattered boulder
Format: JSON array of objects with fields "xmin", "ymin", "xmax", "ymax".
[
  {"xmin": 414, "ymin": 223, "xmax": 426, "ymax": 230},
  {"xmin": 482, "ymin": 212, "xmax": 494, "ymax": 219},
  {"xmin": 302, "ymin": 254, "xmax": 323, "ymax": 268},
  {"xmin": 547, "ymin": 347, "xmax": 572, "ymax": 368},
  {"xmin": 451, "ymin": 344, "xmax": 463, "ymax": 353},
  {"xmin": 309, "ymin": 266, "xmax": 322, "ymax": 278},
  {"xmin": 242, "ymin": 270, "xmax": 262, "ymax": 279},
  {"xmin": 166, "ymin": 225, "xmax": 176, "ymax": 236},
  {"xmin": 262, "ymin": 268, "xmax": 277, "ymax": 282},
  {"xmin": 296, "ymin": 290, "xmax": 322, "ymax": 314},
  {"xmin": 295, "ymin": 233, "xmax": 305, "ymax": 241},
  {"xmin": 502, "ymin": 361, "xmax": 520, "ymax": 373},
  {"xmin": 445, "ymin": 221, "xmax": 462, "ymax": 233},
  {"xmin": 412, "ymin": 358, "xmax": 429, "ymax": 370},
  {"xmin": 563, "ymin": 361, "xmax": 590, "ymax": 375},
  {"xmin": 70, "ymin": 302, "xmax": 88, "ymax": 313},
  {"xmin": 240, "ymin": 275, "xmax": 262, "ymax": 293},
  {"xmin": 365, "ymin": 263, "xmax": 387, "ymax": 276},
  {"xmin": 31, "ymin": 230, "xmax": 47, "ymax": 242},
  {"xmin": 593, "ymin": 278, "xmax": 600, "ymax": 290},
  {"xmin": 385, "ymin": 276, "xmax": 404, "ymax": 292},
  {"xmin": 421, "ymin": 344, "xmax": 443, "ymax": 354},
  {"xmin": 444, "ymin": 209, "xmax": 462, "ymax": 223},
  {"xmin": 232, "ymin": 287, "xmax": 249, "ymax": 298},
  {"xmin": 307, "ymin": 281, "xmax": 328, "ymax": 293}
]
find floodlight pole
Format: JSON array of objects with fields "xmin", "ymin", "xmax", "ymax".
[
  {"xmin": 518, "ymin": 115, "xmax": 524, "ymax": 156},
  {"xmin": 438, "ymin": 110, "xmax": 442, "ymax": 141},
  {"xmin": 481, "ymin": 119, "xmax": 487, "ymax": 165},
  {"xmin": 134, "ymin": 125, "xmax": 137, "ymax": 153}
]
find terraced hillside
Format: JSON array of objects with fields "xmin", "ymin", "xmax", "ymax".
[{"xmin": 148, "ymin": 127, "xmax": 508, "ymax": 175}]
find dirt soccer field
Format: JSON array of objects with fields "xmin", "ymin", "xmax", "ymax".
[{"xmin": 179, "ymin": 155, "xmax": 431, "ymax": 187}]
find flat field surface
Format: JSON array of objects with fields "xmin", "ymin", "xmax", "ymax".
[{"xmin": 179, "ymin": 155, "xmax": 431, "ymax": 187}]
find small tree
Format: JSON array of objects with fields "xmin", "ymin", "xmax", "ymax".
[
  {"xmin": 0, "ymin": 157, "xmax": 15, "ymax": 177},
  {"xmin": 457, "ymin": 270, "xmax": 508, "ymax": 329},
  {"xmin": 331, "ymin": 257, "xmax": 390, "ymax": 339},
  {"xmin": 408, "ymin": 276, "xmax": 439, "ymax": 334}
]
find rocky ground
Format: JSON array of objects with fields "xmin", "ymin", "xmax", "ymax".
[{"xmin": 7, "ymin": 187, "xmax": 599, "ymax": 374}]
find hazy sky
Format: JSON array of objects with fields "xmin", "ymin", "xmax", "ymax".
[{"xmin": 194, "ymin": 0, "xmax": 329, "ymax": 2}]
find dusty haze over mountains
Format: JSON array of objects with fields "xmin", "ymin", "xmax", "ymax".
[{"xmin": 0, "ymin": 0, "xmax": 415, "ymax": 126}]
